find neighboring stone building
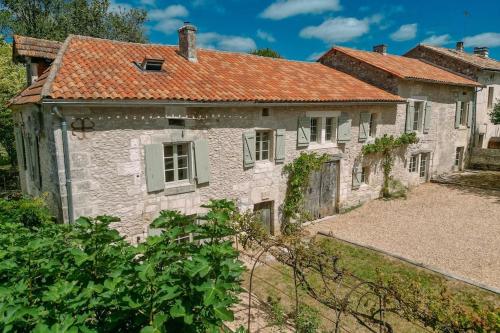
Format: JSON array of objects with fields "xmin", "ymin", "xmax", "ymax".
[
  {"xmin": 405, "ymin": 43, "xmax": 500, "ymax": 148},
  {"xmin": 10, "ymin": 25, "xmax": 411, "ymax": 240},
  {"xmin": 319, "ymin": 45, "xmax": 481, "ymax": 185}
]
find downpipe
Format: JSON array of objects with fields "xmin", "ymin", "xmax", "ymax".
[{"xmin": 51, "ymin": 106, "xmax": 74, "ymax": 224}]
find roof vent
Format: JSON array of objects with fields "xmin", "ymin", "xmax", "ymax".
[
  {"xmin": 141, "ymin": 57, "xmax": 164, "ymax": 71},
  {"xmin": 373, "ymin": 44, "xmax": 387, "ymax": 55},
  {"xmin": 473, "ymin": 47, "xmax": 489, "ymax": 58},
  {"xmin": 456, "ymin": 41, "xmax": 464, "ymax": 52}
]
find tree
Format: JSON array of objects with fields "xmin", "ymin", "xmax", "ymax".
[
  {"xmin": 250, "ymin": 48, "xmax": 282, "ymax": 58},
  {"xmin": 0, "ymin": 0, "xmax": 148, "ymax": 43},
  {"xmin": 490, "ymin": 101, "xmax": 500, "ymax": 125},
  {"xmin": 0, "ymin": 39, "xmax": 25, "ymax": 166}
]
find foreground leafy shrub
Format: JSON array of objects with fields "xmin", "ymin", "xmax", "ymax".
[
  {"xmin": 0, "ymin": 199, "xmax": 244, "ymax": 332},
  {"xmin": 0, "ymin": 195, "xmax": 53, "ymax": 228}
]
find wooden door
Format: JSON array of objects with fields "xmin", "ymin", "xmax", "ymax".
[
  {"xmin": 254, "ymin": 201, "xmax": 273, "ymax": 234},
  {"xmin": 303, "ymin": 161, "xmax": 338, "ymax": 220}
]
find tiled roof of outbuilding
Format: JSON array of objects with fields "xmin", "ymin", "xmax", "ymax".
[
  {"xmin": 407, "ymin": 44, "xmax": 500, "ymax": 71},
  {"xmin": 13, "ymin": 35, "xmax": 62, "ymax": 61},
  {"xmin": 11, "ymin": 35, "xmax": 404, "ymax": 105},
  {"xmin": 321, "ymin": 46, "xmax": 481, "ymax": 87}
]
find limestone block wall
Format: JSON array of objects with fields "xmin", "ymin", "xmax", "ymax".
[
  {"xmin": 476, "ymin": 72, "xmax": 500, "ymax": 147},
  {"xmin": 53, "ymin": 103, "xmax": 401, "ymax": 241}
]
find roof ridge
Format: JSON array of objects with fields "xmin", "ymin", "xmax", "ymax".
[
  {"xmin": 41, "ymin": 35, "xmax": 75, "ymax": 98},
  {"xmin": 417, "ymin": 44, "xmax": 500, "ymax": 69}
]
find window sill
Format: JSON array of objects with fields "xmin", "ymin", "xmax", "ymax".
[
  {"xmin": 307, "ymin": 142, "xmax": 338, "ymax": 149},
  {"xmin": 456, "ymin": 126, "xmax": 468, "ymax": 130},
  {"xmin": 164, "ymin": 181, "xmax": 196, "ymax": 196}
]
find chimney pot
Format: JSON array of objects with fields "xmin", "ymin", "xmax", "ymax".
[
  {"xmin": 473, "ymin": 47, "xmax": 489, "ymax": 58},
  {"xmin": 456, "ymin": 41, "xmax": 464, "ymax": 52},
  {"xmin": 373, "ymin": 44, "xmax": 387, "ymax": 55},
  {"xmin": 178, "ymin": 23, "xmax": 197, "ymax": 62}
]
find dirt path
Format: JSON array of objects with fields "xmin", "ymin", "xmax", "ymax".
[{"xmin": 307, "ymin": 183, "xmax": 500, "ymax": 290}]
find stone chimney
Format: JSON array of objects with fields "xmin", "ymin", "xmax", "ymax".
[
  {"xmin": 456, "ymin": 41, "xmax": 464, "ymax": 52},
  {"xmin": 473, "ymin": 47, "xmax": 489, "ymax": 58},
  {"xmin": 373, "ymin": 44, "xmax": 387, "ymax": 55},
  {"xmin": 178, "ymin": 22, "xmax": 197, "ymax": 62}
]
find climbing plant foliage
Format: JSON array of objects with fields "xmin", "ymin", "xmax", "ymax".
[
  {"xmin": 490, "ymin": 101, "xmax": 500, "ymax": 125},
  {"xmin": 0, "ymin": 197, "xmax": 244, "ymax": 332},
  {"xmin": 281, "ymin": 152, "xmax": 330, "ymax": 233},
  {"xmin": 362, "ymin": 132, "xmax": 419, "ymax": 198}
]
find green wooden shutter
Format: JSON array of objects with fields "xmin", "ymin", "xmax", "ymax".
[
  {"xmin": 194, "ymin": 139, "xmax": 210, "ymax": 184},
  {"xmin": 405, "ymin": 101, "xmax": 415, "ymax": 133},
  {"xmin": 275, "ymin": 129, "xmax": 285, "ymax": 163},
  {"xmin": 352, "ymin": 165, "xmax": 361, "ymax": 189},
  {"xmin": 358, "ymin": 112, "xmax": 370, "ymax": 142},
  {"xmin": 423, "ymin": 101, "xmax": 432, "ymax": 134},
  {"xmin": 455, "ymin": 101, "xmax": 462, "ymax": 129},
  {"xmin": 13, "ymin": 127, "xmax": 24, "ymax": 169},
  {"xmin": 467, "ymin": 101, "xmax": 473, "ymax": 128},
  {"xmin": 338, "ymin": 112, "xmax": 351, "ymax": 143},
  {"xmin": 33, "ymin": 137, "xmax": 41, "ymax": 188},
  {"xmin": 297, "ymin": 117, "xmax": 310, "ymax": 147},
  {"xmin": 243, "ymin": 131, "xmax": 256, "ymax": 168},
  {"xmin": 144, "ymin": 144, "xmax": 164, "ymax": 192}
]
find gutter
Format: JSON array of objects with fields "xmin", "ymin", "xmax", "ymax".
[
  {"xmin": 41, "ymin": 98, "xmax": 406, "ymax": 107},
  {"xmin": 51, "ymin": 106, "xmax": 74, "ymax": 224}
]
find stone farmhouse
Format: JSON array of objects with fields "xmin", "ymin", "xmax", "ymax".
[
  {"xmin": 405, "ymin": 43, "xmax": 500, "ymax": 149},
  {"xmin": 9, "ymin": 24, "xmax": 485, "ymax": 240}
]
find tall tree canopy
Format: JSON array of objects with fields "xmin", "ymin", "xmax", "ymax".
[
  {"xmin": 0, "ymin": 0, "xmax": 147, "ymax": 43},
  {"xmin": 250, "ymin": 48, "xmax": 282, "ymax": 59},
  {"xmin": 0, "ymin": 40, "xmax": 25, "ymax": 166}
]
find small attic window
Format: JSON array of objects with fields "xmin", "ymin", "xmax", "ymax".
[{"xmin": 140, "ymin": 57, "xmax": 164, "ymax": 71}]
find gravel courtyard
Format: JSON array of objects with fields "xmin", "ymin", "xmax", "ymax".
[{"xmin": 307, "ymin": 181, "xmax": 500, "ymax": 290}]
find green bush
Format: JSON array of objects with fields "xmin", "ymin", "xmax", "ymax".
[
  {"xmin": 295, "ymin": 304, "xmax": 320, "ymax": 333},
  {"xmin": 0, "ymin": 198, "xmax": 244, "ymax": 332},
  {"xmin": 0, "ymin": 196, "xmax": 53, "ymax": 228}
]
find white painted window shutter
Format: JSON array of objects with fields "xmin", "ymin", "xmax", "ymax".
[
  {"xmin": 275, "ymin": 129, "xmax": 286, "ymax": 163},
  {"xmin": 338, "ymin": 112, "xmax": 351, "ymax": 143},
  {"xmin": 405, "ymin": 101, "xmax": 415, "ymax": 133},
  {"xmin": 467, "ymin": 101, "xmax": 473, "ymax": 128},
  {"xmin": 358, "ymin": 112, "xmax": 370, "ymax": 142},
  {"xmin": 423, "ymin": 101, "xmax": 432, "ymax": 134},
  {"xmin": 243, "ymin": 130, "xmax": 256, "ymax": 168},
  {"xmin": 297, "ymin": 117, "xmax": 310, "ymax": 147},
  {"xmin": 194, "ymin": 139, "xmax": 210, "ymax": 184},
  {"xmin": 455, "ymin": 101, "xmax": 462, "ymax": 128},
  {"xmin": 144, "ymin": 143, "xmax": 164, "ymax": 192},
  {"xmin": 352, "ymin": 165, "xmax": 362, "ymax": 189}
]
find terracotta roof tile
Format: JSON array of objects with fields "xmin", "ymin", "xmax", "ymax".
[
  {"xmin": 13, "ymin": 35, "xmax": 62, "ymax": 60},
  {"xmin": 12, "ymin": 35, "xmax": 403, "ymax": 105},
  {"xmin": 10, "ymin": 69, "xmax": 50, "ymax": 105},
  {"xmin": 322, "ymin": 46, "xmax": 481, "ymax": 87},
  {"xmin": 410, "ymin": 44, "xmax": 500, "ymax": 71}
]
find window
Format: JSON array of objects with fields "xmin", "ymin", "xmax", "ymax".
[
  {"xmin": 142, "ymin": 58, "xmax": 164, "ymax": 71},
  {"xmin": 459, "ymin": 102, "xmax": 468, "ymax": 126},
  {"xmin": 408, "ymin": 155, "xmax": 417, "ymax": 173},
  {"xmin": 310, "ymin": 118, "xmax": 320, "ymax": 142},
  {"xmin": 361, "ymin": 166, "xmax": 369, "ymax": 184},
  {"xmin": 419, "ymin": 154, "xmax": 427, "ymax": 178},
  {"xmin": 413, "ymin": 102, "xmax": 423, "ymax": 131},
  {"xmin": 164, "ymin": 143, "xmax": 189, "ymax": 183},
  {"xmin": 487, "ymin": 87, "xmax": 494, "ymax": 109},
  {"xmin": 455, "ymin": 147, "xmax": 464, "ymax": 167},
  {"xmin": 168, "ymin": 118, "xmax": 185, "ymax": 127},
  {"xmin": 256, "ymin": 131, "xmax": 271, "ymax": 161},
  {"xmin": 369, "ymin": 113, "xmax": 377, "ymax": 137},
  {"xmin": 325, "ymin": 117, "xmax": 337, "ymax": 141},
  {"xmin": 262, "ymin": 108, "xmax": 270, "ymax": 117}
]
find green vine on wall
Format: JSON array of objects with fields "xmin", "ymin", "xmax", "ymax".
[
  {"xmin": 362, "ymin": 132, "xmax": 419, "ymax": 198},
  {"xmin": 281, "ymin": 152, "xmax": 330, "ymax": 234}
]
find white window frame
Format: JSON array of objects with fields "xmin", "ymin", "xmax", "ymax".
[
  {"xmin": 368, "ymin": 113, "xmax": 378, "ymax": 138},
  {"xmin": 255, "ymin": 130, "xmax": 273, "ymax": 162},
  {"xmin": 455, "ymin": 147, "xmax": 464, "ymax": 167},
  {"xmin": 419, "ymin": 153, "xmax": 428, "ymax": 178},
  {"xmin": 306, "ymin": 111, "xmax": 341, "ymax": 147},
  {"xmin": 413, "ymin": 101, "xmax": 425, "ymax": 132},
  {"xmin": 459, "ymin": 102, "xmax": 469, "ymax": 127},
  {"xmin": 408, "ymin": 155, "xmax": 418, "ymax": 173},
  {"xmin": 163, "ymin": 142, "xmax": 192, "ymax": 185}
]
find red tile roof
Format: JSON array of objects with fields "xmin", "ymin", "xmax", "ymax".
[
  {"xmin": 321, "ymin": 46, "xmax": 481, "ymax": 87},
  {"xmin": 12, "ymin": 35, "xmax": 403, "ymax": 105},
  {"xmin": 13, "ymin": 35, "xmax": 62, "ymax": 61},
  {"xmin": 407, "ymin": 44, "xmax": 500, "ymax": 71}
]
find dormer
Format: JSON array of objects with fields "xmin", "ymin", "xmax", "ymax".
[{"xmin": 140, "ymin": 56, "xmax": 165, "ymax": 71}]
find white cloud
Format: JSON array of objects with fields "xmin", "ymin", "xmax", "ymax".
[
  {"xmin": 257, "ymin": 29, "xmax": 276, "ymax": 42},
  {"xmin": 139, "ymin": 0, "xmax": 156, "ymax": 6},
  {"xmin": 306, "ymin": 51, "xmax": 326, "ymax": 61},
  {"xmin": 299, "ymin": 17, "xmax": 370, "ymax": 43},
  {"xmin": 421, "ymin": 34, "xmax": 452, "ymax": 46},
  {"xmin": 198, "ymin": 32, "xmax": 257, "ymax": 52},
  {"xmin": 260, "ymin": 0, "xmax": 341, "ymax": 20},
  {"xmin": 463, "ymin": 32, "xmax": 500, "ymax": 48},
  {"xmin": 149, "ymin": 4, "xmax": 189, "ymax": 35},
  {"xmin": 390, "ymin": 23, "xmax": 417, "ymax": 41}
]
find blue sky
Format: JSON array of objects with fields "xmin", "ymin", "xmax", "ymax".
[{"xmin": 111, "ymin": 0, "xmax": 500, "ymax": 61}]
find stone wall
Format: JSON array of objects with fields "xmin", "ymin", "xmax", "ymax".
[
  {"xmin": 476, "ymin": 72, "xmax": 500, "ymax": 148},
  {"xmin": 470, "ymin": 148, "xmax": 500, "ymax": 171},
  {"xmin": 51, "ymin": 103, "xmax": 403, "ymax": 241}
]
